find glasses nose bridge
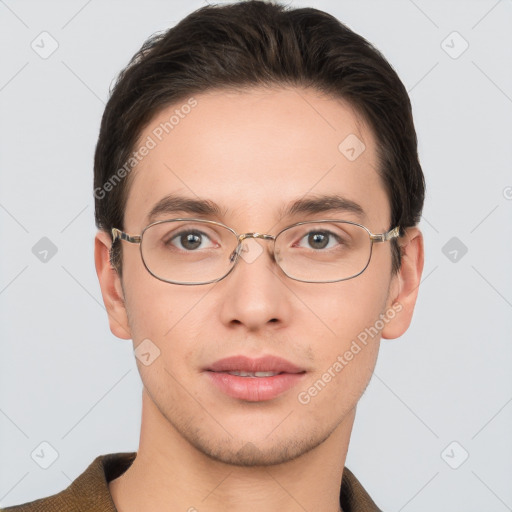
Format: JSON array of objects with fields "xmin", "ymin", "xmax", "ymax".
[
  {"xmin": 238, "ymin": 232, "xmax": 275, "ymax": 243},
  {"xmin": 231, "ymin": 232, "xmax": 277, "ymax": 264}
]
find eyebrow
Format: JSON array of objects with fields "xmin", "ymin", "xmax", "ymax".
[
  {"xmin": 279, "ymin": 194, "xmax": 365, "ymax": 219},
  {"xmin": 146, "ymin": 193, "xmax": 365, "ymax": 225},
  {"xmin": 147, "ymin": 194, "xmax": 223, "ymax": 224}
]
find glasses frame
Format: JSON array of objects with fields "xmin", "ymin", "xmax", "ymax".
[{"xmin": 111, "ymin": 218, "xmax": 400, "ymax": 285}]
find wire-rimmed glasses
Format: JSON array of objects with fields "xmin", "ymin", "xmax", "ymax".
[{"xmin": 111, "ymin": 218, "xmax": 400, "ymax": 285}]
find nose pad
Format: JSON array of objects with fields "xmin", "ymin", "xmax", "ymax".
[
  {"xmin": 238, "ymin": 238, "xmax": 265, "ymax": 264},
  {"xmin": 273, "ymin": 246, "xmax": 283, "ymax": 264},
  {"xmin": 228, "ymin": 235, "xmax": 278, "ymax": 267},
  {"xmin": 229, "ymin": 244, "xmax": 242, "ymax": 263}
]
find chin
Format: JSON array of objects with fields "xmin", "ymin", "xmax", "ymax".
[{"xmin": 176, "ymin": 417, "xmax": 336, "ymax": 467}]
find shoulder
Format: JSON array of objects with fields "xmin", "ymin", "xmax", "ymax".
[
  {"xmin": 0, "ymin": 491, "xmax": 75, "ymax": 512},
  {"xmin": 0, "ymin": 452, "xmax": 137, "ymax": 512},
  {"xmin": 340, "ymin": 466, "xmax": 383, "ymax": 512}
]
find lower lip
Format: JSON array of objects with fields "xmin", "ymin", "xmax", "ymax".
[{"xmin": 206, "ymin": 371, "xmax": 306, "ymax": 401}]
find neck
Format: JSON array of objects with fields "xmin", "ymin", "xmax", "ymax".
[{"xmin": 109, "ymin": 389, "xmax": 354, "ymax": 512}]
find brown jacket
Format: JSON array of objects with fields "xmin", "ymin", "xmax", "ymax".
[{"xmin": 1, "ymin": 452, "xmax": 382, "ymax": 511}]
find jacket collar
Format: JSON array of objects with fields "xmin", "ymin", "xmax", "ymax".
[{"xmin": 64, "ymin": 452, "xmax": 381, "ymax": 512}]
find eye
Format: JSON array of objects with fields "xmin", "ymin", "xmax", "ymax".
[
  {"xmin": 167, "ymin": 229, "xmax": 217, "ymax": 251},
  {"xmin": 296, "ymin": 230, "xmax": 343, "ymax": 250}
]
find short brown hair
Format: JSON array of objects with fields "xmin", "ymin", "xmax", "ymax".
[{"xmin": 94, "ymin": 0, "xmax": 425, "ymax": 277}]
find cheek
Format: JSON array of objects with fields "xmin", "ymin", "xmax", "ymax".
[
  {"xmin": 307, "ymin": 271, "xmax": 390, "ymax": 347},
  {"xmin": 124, "ymin": 282, "xmax": 205, "ymax": 401},
  {"xmin": 122, "ymin": 260, "xmax": 212, "ymax": 380},
  {"xmin": 126, "ymin": 285, "xmax": 207, "ymax": 342},
  {"xmin": 122, "ymin": 252, "xmax": 179, "ymax": 340},
  {"xmin": 296, "ymin": 259, "xmax": 391, "ymax": 391},
  {"xmin": 295, "ymin": 275, "xmax": 389, "ymax": 416}
]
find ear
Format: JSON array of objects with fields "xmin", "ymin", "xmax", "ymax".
[
  {"xmin": 94, "ymin": 230, "xmax": 131, "ymax": 340},
  {"xmin": 381, "ymin": 227, "xmax": 424, "ymax": 339}
]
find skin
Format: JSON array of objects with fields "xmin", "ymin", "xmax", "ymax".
[{"xmin": 95, "ymin": 86, "xmax": 424, "ymax": 512}]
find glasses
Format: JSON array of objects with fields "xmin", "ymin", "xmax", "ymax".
[{"xmin": 111, "ymin": 218, "xmax": 400, "ymax": 285}]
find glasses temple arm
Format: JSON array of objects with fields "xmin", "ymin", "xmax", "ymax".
[
  {"xmin": 370, "ymin": 226, "xmax": 400, "ymax": 243},
  {"xmin": 111, "ymin": 228, "xmax": 141, "ymax": 244}
]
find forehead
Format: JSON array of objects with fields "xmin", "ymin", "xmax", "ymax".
[{"xmin": 124, "ymin": 86, "xmax": 390, "ymax": 232}]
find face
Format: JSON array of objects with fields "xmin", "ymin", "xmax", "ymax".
[{"xmin": 114, "ymin": 86, "xmax": 400, "ymax": 465}]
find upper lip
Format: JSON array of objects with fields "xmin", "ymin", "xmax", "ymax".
[{"xmin": 206, "ymin": 355, "xmax": 305, "ymax": 374}]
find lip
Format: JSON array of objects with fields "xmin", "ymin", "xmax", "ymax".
[
  {"xmin": 205, "ymin": 355, "xmax": 306, "ymax": 402},
  {"xmin": 207, "ymin": 355, "xmax": 304, "ymax": 374}
]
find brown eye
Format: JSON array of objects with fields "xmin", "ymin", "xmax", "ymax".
[
  {"xmin": 307, "ymin": 232, "xmax": 330, "ymax": 249},
  {"xmin": 163, "ymin": 228, "xmax": 216, "ymax": 251},
  {"xmin": 296, "ymin": 230, "xmax": 345, "ymax": 250}
]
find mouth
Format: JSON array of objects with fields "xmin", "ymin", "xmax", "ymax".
[
  {"xmin": 223, "ymin": 370, "xmax": 283, "ymax": 377},
  {"xmin": 204, "ymin": 355, "xmax": 306, "ymax": 402}
]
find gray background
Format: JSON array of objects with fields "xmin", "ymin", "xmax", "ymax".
[{"xmin": 1, "ymin": 0, "xmax": 511, "ymax": 510}]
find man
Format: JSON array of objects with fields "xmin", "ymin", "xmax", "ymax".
[{"xmin": 2, "ymin": 0, "xmax": 424, "ymax": 510}]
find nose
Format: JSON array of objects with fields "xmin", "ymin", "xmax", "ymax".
[{"xmin": 217, "ymin": 236, "xmax": 291, "ymax": 331}]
